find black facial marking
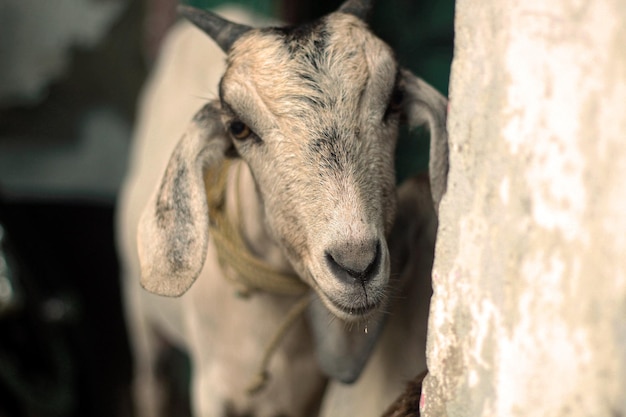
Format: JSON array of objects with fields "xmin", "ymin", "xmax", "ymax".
[
  {"xmin": 271, "ymin": 18, "xmax": 331, "ymax": 79},
  {"xmin": 308, "ymin": 125, "xmax": 349, "ymax": 173},
  {"xmin": 294, "ymin": 93, "xmax": 327, "ymax": 109},
  {"xmin": 321, "ymin": 125, "xmax": 340, "ymax": 142},
  {"xmin": 272, "ymin": 18, "xmax": 329, "ymax": 57},
  {"xmin": 267, "ymin": 20, "xmax": 340, "ymax": 111},
  {"xmin": 296, "ymin": 72, "xmax": 324, "ymax": 95}
]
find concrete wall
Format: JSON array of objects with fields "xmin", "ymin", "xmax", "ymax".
[{"xmin": 423, "ymin": 0, "xmax": 626, "ymax": 416}]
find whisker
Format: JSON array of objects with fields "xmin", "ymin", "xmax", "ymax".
[{"xmin": 190, "ymin": 93, "xmax": 218, "ymax": 103}]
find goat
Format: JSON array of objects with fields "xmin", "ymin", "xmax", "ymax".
[{"xmin": 116, "ymin": 1, "xmax": 448, "ymax": 416}]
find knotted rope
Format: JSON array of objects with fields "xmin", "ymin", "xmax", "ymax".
[{"xmin": 204, "ymin": 160, "xmax": 311, "ymax": 394}]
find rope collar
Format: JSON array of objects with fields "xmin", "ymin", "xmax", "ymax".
[
  {"xmin": 204, "ymin": 160, "xmax": 308, "ymax": 296},
  {"xmin": 204, "ymin": 160, "xmax": 310, "ymax": 394}
]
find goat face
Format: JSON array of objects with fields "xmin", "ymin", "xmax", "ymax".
[
  {"xmin": 217, "ymin": 13, "xmax": 399, "ymax": 321},
  {"xmin": 137, "ymin": 1, "xmax": 448, "ymax": 328}
]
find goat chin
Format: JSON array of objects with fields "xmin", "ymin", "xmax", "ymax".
[
  {"xmin": 119, "ymin": 0, "xmax": 447, "ymax": 416},
  {"xmin": 306, "ymin": 251, "xmax": 391, "ymax": 323}
]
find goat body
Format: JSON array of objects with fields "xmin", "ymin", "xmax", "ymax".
[{"xmin": 117, "ymin": 2, "xmax": 447, "ymax": 416}]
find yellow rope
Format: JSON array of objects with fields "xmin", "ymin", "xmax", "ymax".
[
  {"xmin": 204, "ymin": 160, "xmax": 311, "ymax": 394},
  {"xmin": 205, "ymin": 161, "xmax": 308, "ymax": 296}
]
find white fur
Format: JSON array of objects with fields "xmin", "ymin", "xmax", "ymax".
[{"xmin": 117, "ymin": 4, "xmax": 447, "ymax": 416}]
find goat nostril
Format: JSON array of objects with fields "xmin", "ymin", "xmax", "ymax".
[{"xmin": 325, "ymin": 240, "xmax": 381, "ymax": 283}]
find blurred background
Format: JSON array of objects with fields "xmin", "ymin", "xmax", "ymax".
[{"xmin": 0, "ymin": 0, "xmax": 453, "ymax": 416}]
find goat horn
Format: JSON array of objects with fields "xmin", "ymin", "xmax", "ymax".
[
  {"xmin": 338, "ymin": 0, "xmax": 374, "ymax": 21},
  {"xmin": 178, "ymin": 5, "xmax": 252, "ymax": 53}
]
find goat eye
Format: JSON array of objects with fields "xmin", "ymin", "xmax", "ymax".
[{"xmin": 229, "ymin": 120, "xmax": 252, "ymax": 140}]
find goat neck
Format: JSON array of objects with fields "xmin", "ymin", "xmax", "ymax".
[{"xmin": 223, "ymin": 160, "xmax": 295, "ymax": 280}]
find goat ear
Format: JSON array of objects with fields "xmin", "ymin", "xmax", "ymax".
[
  {"xmin": 307, "ymin": 296, "xmax": 387, "ymax": 383},
  {"xmin": 137, "ymin": 102, "xmax": 230, "ymax": 297},
  {"xmin": 399, "ymin": 68, "xmax": 449, "ymax": 214}
]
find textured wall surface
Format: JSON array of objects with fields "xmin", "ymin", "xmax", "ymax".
[{"xmin": 423, "ymin": 0, "xmax": 626, "ymax": 416}]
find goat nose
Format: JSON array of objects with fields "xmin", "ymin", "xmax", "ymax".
[{"xmin": 325, "ymin": 239, "xmax": 381, "ymax": 284}]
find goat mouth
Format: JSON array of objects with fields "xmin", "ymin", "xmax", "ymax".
[
  {"xmin": 307, "ymin": 271, "xmax": 385, "ymax": 319},
  {"xmin": 335, "ymin": 301, "xmax": 379, "ymax": 317},
  {"xmin": 323, "ymin": 295, "xmax": 382, "ymax": 319}
]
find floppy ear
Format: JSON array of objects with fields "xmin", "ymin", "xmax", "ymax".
[
  {"xmin": 307, "ymin": 175, "xmax": 437, "ymax": 384},
  {"xmin": 137, "ymin": 102, "xmax": 230, "ymax": 297},
  {"xmin": 399, "ymin": 68, "xmax": 449, "ymax": 213}
]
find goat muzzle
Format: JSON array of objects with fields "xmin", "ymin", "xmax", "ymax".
[{"xmin": 324, "ymin": 239, "xmax": 382, "ymax": 285}]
